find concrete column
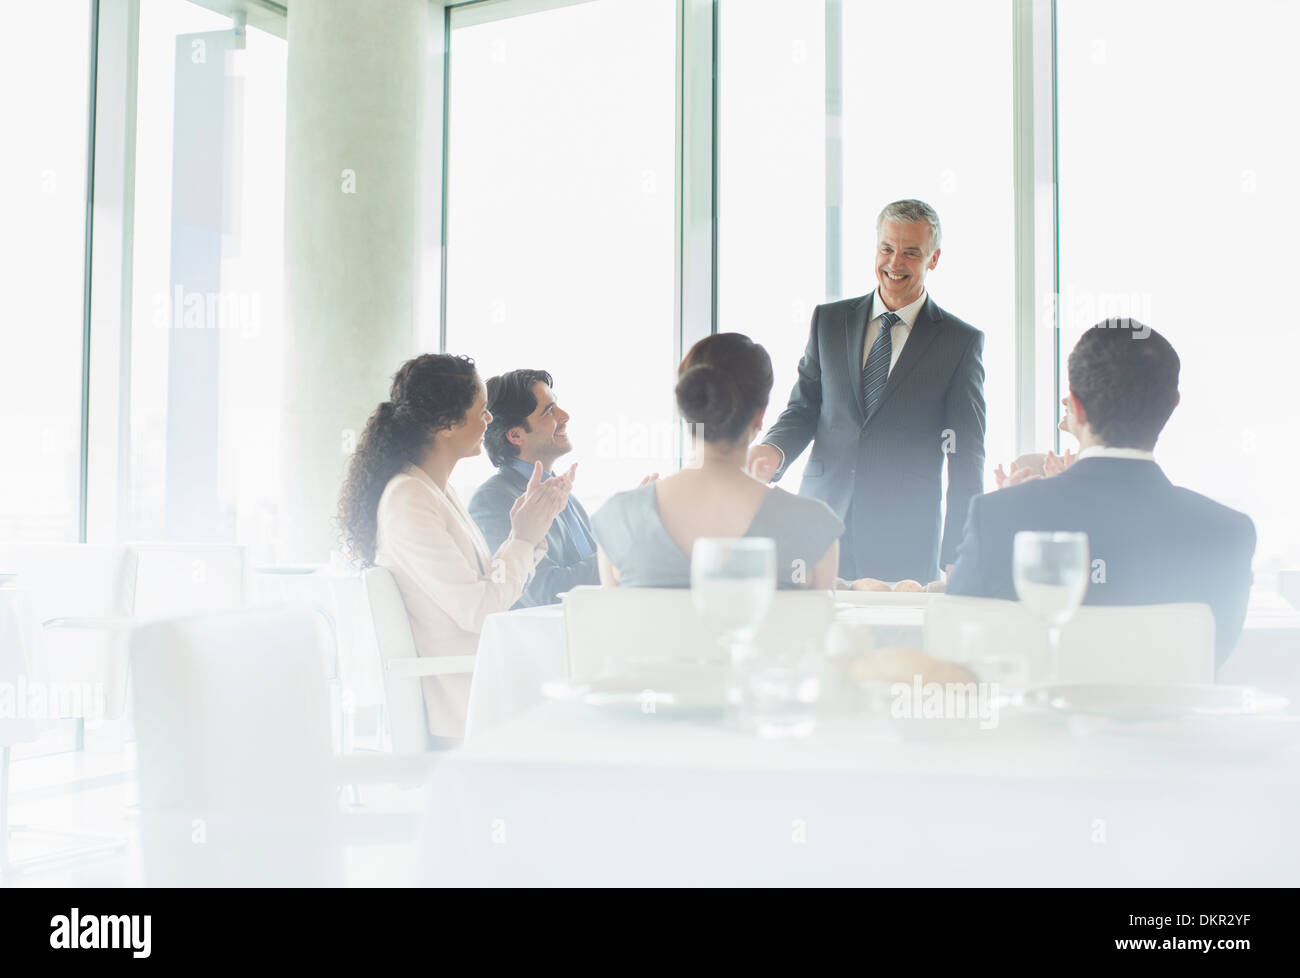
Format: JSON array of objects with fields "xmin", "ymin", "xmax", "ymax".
[{"xmin": 279, "ymin": 0, "xmax": 428, "ymax": 562}]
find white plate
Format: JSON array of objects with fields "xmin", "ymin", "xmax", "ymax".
[
  {"xmin": 1022, "ymin": 683, "xmax": 1289, "ymax": 721},
  {"xmin": 543, "ymin": 662, "xmax": 731, "ymax": 713},
  {"xmin": 835, "ymin": 590, "xmax": 936, "ymax": 608}
]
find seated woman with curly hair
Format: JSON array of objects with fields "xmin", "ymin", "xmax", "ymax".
[{"xmin": 338, "ymin": 353, "xmax": 569, "ymax": 745}]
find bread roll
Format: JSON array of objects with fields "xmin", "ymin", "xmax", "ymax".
[
  {"xmin": 850, "ymin": 647, "xmax": 977, "ymax": 686},
  {"xmin": 851, "ymin": 577, "xmax": 893, "ymax": 592},
  {"xmin": 892, "ymin": 579, "xmax": 924, "ymax": 592}
]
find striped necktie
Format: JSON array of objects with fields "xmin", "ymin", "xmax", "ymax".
[{"xmin": 862, "ymin": 310, "xmax": 901, "ymax": 419}]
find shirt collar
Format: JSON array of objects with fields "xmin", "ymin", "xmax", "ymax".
[
  {"xmin": 872, "ymin": 289, "xmax": 927, "ymax": 329},
  {"xmin": 1077, "ymin": 446, "xmax": 1156, "ymax": 463},
  {"xmin": 504, "ymin": 455, "xmax": 552, "ymax": 481}
]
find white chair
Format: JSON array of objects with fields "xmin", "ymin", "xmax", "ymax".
[
  {"xmin": 361, "ymin": 566, "xmax": 475, "ymax": 753},
  {"xmin": 253, "ymin": 566, "xmax": 386, "ymax": 752},
  {"xmin": 130, "ymin": 604, "xmax": 439, "ymax": 885},
  {"xmin": 923, "ymin": 596, "xmax": 1216, "ymax": 684},
  {"xmin": 0, "ymin": 544, "xmax": 136, "ymax": 874},
  {"xmin": 0, "ymin": 543, "xmax": 138, "ymax": 730},
  {"xmin": 129, "ymin": 542, "xmax": 249, "ymax": 619},
  {"xmin": 563, "ymin": 586, "xmax": 836, "ymax": 682},
  {"xmin": 131, "ymin": 605, "xmax": 339, "ymax": 885}
]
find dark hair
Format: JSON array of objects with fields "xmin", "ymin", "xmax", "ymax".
[
  {"xmin": 676, "ymin": 333, "xmax": 774, "ymax": 443},
  {"xmin": 1067, "ymin": 319, "xmax": 1179, "ymax": 451},
  {"xmin": 338, "ymin": 353, "xmax": 479, "ymax": 566},
  {"xmin": 483, "ymin": 369, "xmax": 554, "ymax": 468}
]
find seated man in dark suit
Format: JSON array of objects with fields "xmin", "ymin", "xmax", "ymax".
[
  {"xmin": 948, "ymin": 320, "xmax": 1255, "ymax": 664},
  {"xmin": 469, "ymin": 370, "xmax": 597, "ymax": 608}
]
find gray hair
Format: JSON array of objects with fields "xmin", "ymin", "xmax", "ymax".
[{"xmin": 876, "ymin": 199, "xmax": 942, "ymax": 253}]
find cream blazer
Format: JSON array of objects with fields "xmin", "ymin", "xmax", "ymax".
[{"xmin": 375, "ymin": 464, "xmax": 545, "ymax": 739}]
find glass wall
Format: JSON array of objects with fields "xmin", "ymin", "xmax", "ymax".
[
  {"xmin": 443, "ymin": 0, "xmax": 678, "ymax": 505},
  {"xmin": 719, "ymin": 0, "xmax": 1016, "ymax": 492},
  {"xmin": 0, "ymin": 2, "xmax": 94, "ymax": 541},
  {"xmin": 129, "ymin": 0, "xmax": 286, "ymax": 557},
  {"xmin": 1057, "ymin": 0, "xmax": 1300, "ymax": 580}
]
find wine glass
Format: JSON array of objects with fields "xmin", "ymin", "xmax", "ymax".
[
  {"xmin": 1013, "ymin": 531, "xmax": 1089, "ymax": 681},
  {"xmin": 690, "ymin": 538, "xmax": 777, "ymax": 657}
]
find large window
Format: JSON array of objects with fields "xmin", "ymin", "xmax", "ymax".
[
  {"xmin": 1057, "ymin": 0, "xmax": 1300, "ymax": 580},
  {"xmin": 719, "ymin": 0, "xmax": 1016, "ymax": 490},
  {"xmin": 128, "ymin": 0, "xmax": 286, "ymax": 558},
  {"xmin": 443, "ymin": 0, "xmax": 677, "ymax": 505},
  {"xmin": 0, "ymin": 3, "xmax": 94, "ymax": 541}
]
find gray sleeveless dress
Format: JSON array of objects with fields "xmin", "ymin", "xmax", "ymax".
[{"xmin": 591, "ymin": 483, "xmax": 844, "ymax": 589}]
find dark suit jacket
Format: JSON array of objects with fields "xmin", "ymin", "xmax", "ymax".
[
  {"xmin": 764, "ymin": 292, "xmax": 986, "ymax": 583},
  {"xmin": 468, "ymin": 465, "xmax": 599, "ymax": 608},
  {"xmin": 947, "ymin": 457, "xmax": 1256, "ymax": 665}
]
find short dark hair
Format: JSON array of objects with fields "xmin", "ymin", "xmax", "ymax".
[
  {"xmin": 676, "ymin": 333, "xmax": 774, "ymax": 443},
  {"xmin": 1067, "ymin": 320, "xmax": 1179, "ymax": 451},
  {"xmin": 483, "ymin": 369, "xmax": 554, "ymax": 468}
]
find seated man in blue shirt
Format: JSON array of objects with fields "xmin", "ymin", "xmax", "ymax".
[
  {"xmin": 947, "ymin": 320, "xmax": 1256, "ymax": 665},
  {"xmin": 469, "ymin": 369, "xmax": 598, "ymax": 608}
]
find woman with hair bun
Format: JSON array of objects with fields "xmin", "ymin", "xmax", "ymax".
[
  {"xmin": 592, "ymin": 333, "xmax": 842, "ymax": 589},
  {"xmin": 338, "ymin": 353, "xmax": 569, "ymax": 744}
]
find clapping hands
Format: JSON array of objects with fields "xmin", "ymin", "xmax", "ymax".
[
  {"xmin": 993, "ymin": 448, "xmax": 1078, "ymax": 490},
  {"xmin": 993, "ymin": 460, "xmax": 1041, "ymax": 489},
  {"xmin": 1043, "ymin": 449, "xmax": 1077, "ymax": 476},
  {"xmin": 508, "ymin": 461, "xmax": 575, "ymax": 545}
]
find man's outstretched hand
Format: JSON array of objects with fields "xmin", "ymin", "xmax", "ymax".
[{"xmin": 747, "ymin": 443, "xmax": 782, "ymax": 483}]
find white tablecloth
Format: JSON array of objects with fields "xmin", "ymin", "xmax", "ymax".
[
  {"xmin": 423, "ymin": 699, "xmax": 1300, "ymax": 886},
  {"xmin": 463, "ymin": 601, "xmax": 925, "ymax": 740}
]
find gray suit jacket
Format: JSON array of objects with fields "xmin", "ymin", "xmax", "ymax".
[
  {"xmin": 468, "ymin": 464, "xmax": 598, "ymax": 608},
  {"xmin": 764, "ymin": 292, "xmax": 986, "ymax": 583}
]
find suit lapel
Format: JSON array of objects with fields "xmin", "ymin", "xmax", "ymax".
[
  {"xmin": 866, "ymin": 295, "xmax": 943, "ymax": 422},
  {"xmin": 843, "ymin": 294, "xmax": 873, "ymax": 424}
]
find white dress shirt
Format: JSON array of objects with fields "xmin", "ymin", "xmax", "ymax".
[
  {"xmin": 375, "ymin": 464, "xmax": 546, "ymax": 739},
  {"xmin": 861, "ymin": 289, "xmax": 928, "ymax": 372},
  {"xmin": 1076, "ymin": 446, "xmax": 1157, "ymax": 462}
]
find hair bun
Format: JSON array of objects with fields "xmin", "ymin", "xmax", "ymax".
[{"xmin": 676, "ymin": 363, "xmax": 740, "ymax": 427}]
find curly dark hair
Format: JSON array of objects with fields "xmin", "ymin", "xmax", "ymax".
[
  {"xmin": 676, "ymin": 333, "xmax": 774, "ymax": 443},
  {"xmin": 1067, "ymin": 319, "xmax": 1179, "ymax": 450},
  {"xmin": 483, "ymin": 369, "xmax": 554, "ymax": 468},
  {"xmin": 337, "ymin": 353, "xmax": 479, "ymax": 566}
]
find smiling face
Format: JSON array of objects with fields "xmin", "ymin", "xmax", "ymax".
[
  {"xmin": 510, "ymin": 382, "xmax": 571, "ymax": 469},
  {"xmin": 875, "ymin": 219, "xmax": 940, "ymax": 311}
]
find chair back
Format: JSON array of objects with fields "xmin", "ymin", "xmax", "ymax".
[
  {"xmin": 130, "ymin": 605, "xmax": 339, "ymax": 885},
  {"xmin": 129, "ymin": 542, "xmax": 248, "ymax": 619},
  {"xmin": 253, "ymin": 567, "xmax": 386, "ymax": 721},
  {"xmin": 923, "ymin": 596, "xmax": 1215, "ymax": 684},
  {"xmin": 564, "ymin": 586, "xmax": 835, "ymax": 682},
  {"xmin": 0, "ymin": 543, "xmax": 137, "ymax": 624},
  {"xmin": 0, "ymin": 544, "xmax": 137, "ymax": 719},
  {"xmin": 361, "ymin": 565, "xmax": 429, "ymax": 753}
]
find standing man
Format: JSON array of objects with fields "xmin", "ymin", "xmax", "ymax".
[
  {"xmin": 748, "ymin": 199, "xmax": 986, "ymax": 583},
  {"xmin": 469, "ymin": 370, "xmax": 598, "ymax": 608}
]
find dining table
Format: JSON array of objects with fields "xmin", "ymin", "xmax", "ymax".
[
  {"xmin": 439, "ymin": 587, "xmax": 1300, "ymax": 886},
  {"xmin": 422, "ymin": 692, "xmax": 1300, "ymax": 886}
]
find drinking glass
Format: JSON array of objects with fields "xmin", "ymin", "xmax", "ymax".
[
  {"xmin": 691, "ymin": 538, "xmax": 801, "ymax": 733},
  {"xmin": 690, "ymin": 538, "xmax": 777, "ymax": 654},
  {"xmin": 1013, "ymin": 531, "xmax": 1089, "ymax": 681}
]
